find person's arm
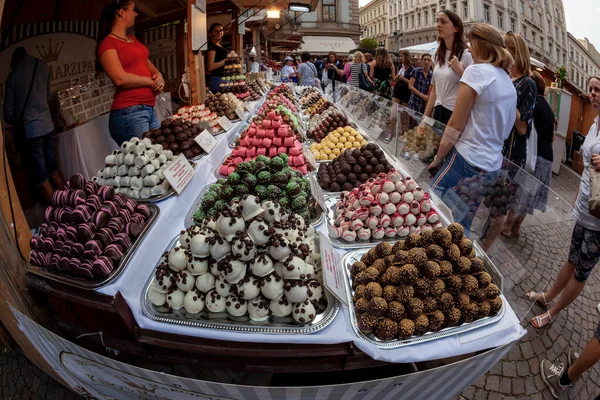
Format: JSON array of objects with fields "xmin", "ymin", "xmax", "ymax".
[
  {"xmin": 3, "ymin": 77, "xmax": 15, "ymax": 124},
  {"xmin": 369, "ymin": 63, "xmax": 374, "ymax": 79},
  {"xmin": 429, "ymin": 82, "xmax": 476, "ymax": 168},
  {"xmin": 146, "ymin": 60, "xmax": 164, "ymax": 92},
  {"xmin": 390, "ymin": 64, "xmax": 396, "ymax": 81},
  {"xmin": 100, "ymin": 49, "xmax": 154, "ymax": 89},
  {"xmin": 408, "ymin": 75, "xmax": 429, "ymax": 102},
  {"xmin": 423, "ymin": 82, "xmax": 437, "ymax": 117},
  {"xmin": 206, "ymin": 49, "xmax": 226, "ymax": 73},
  {"xmin": 514, "ymin": 109, "xmax": 528, "ymax": 135},
  {"xmin": 333, "ymin": 63, "xmax": 344, "ymax": 78}
]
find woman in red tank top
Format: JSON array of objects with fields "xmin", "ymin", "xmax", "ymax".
[{"xmin": 97, "ymin": 1, "xmax": 164, "ymax": 145}]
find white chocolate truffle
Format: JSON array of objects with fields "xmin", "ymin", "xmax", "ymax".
[
  {"xmin": 145, "ymin": 149, "xmax": 156, "ymax": 160},
  {"xmin": 188, "ymin": 257, "xmax": 209, "ymax": 276},
  {"xmin": 222, "ymin": 258, "xmax": 246, "ymax": 285},
  {"xmin": 250, "ymin": 252, "xmax": 274, "ymax": 277},
  {"xmin": 128, "ymin": 166, "xmax": 141, "ymax": 176},
  {"xmin": 205, "ymin": 289, "xmax": 226, "ymax": 313},
  {"xmin": 215, "ymin": 275, "xmax": 234, "ymax": 297},
  {"xmin": 239, "ymin": 195, "xmax": 263, "ymax": 220},
  {"xmin": 293, "ymin": 300, "xmax": 317, "ymax": 324},
  {"xmin": 134, "ymin": 143, "xmax": 147, "ymax": 156},
  {"xmin": 166, "ymin": 289, "xmax": 185, "ymax": 310},
  {"xmin": 148, "ymin": 288, "xmax": 166, "ymax": 306},
  {"xmin": 261, "ymin": 201, "xmax": 281, "ymax": 223},
  {"xmin": 247, "ymin": 220, "xmax": 271, "ymax": 246},
  {"xmin": 183, "ymin": 289, "xmax": 205, "ymax": 314},
  {"xmin": 115, "ymin": 153, "xmax": 125, "ymax": 165},
  {"xmin": 248, "ymin": 296, "xmax": 270, "ymax": 322},
  {"xmin": 210, "ymin": 236, "xmax": 231, "ymax": 260},
  {"xmin": 261, "ymin": 272, "xmax": 285, "ymax": 300},
  {"xmin": 130, "ymin": 177, "xmax": 144, "ymax": 190},
  {"xmin": 124, "ymin": 153, "xmax": 136, "ymax": 166},
  {"xmin": 190, "ymin": 233, "xmax": 211, "ymax": 257},
  {"xmin": 144, "ymin": 174, "xmax": 160, "ymax": 187},
  {"xmin": 270, "ymin": 297, "xmax": 293, "ymax": 317},
  {"xmin": 236, "ymin": 274, "xmax": 261, "ymax": 300},
  {"xmin": 195, "ymin": 272, "xmax": 216, "ymax": 292},
  {"xmin": 307, "ymin": 280, "xmax": 323, "ymax": 304},
  {"xmin": 117, "ymin": 164, "xmax": 129, "ymax": 176},
  {"xmin": 142, "ymin": 137, "xmax": 152, "ymax": 147},
  {"xmin": 269, "ymin": 237, "xmax": 292, "ymax": 261},
  {"xmin": 157, "ymin": 154, "xmax": 168, "ymax": 165},
  {"xmin": 176, "ymin": 270, "xmax": 195, "ymax": 292},
  {"xmin": 140, "ymin": 188, "xmax": 152, "ymax": 199},
  {"xmin": 216, "ymin": 214, "xmax": 245, "ymax": 241},
  {"xmin": 231, "ymin": 233, "xmax": 257, "ymax": 261},
  {"xmin": 168, "ymin": 247, "xmax": 189, "ymax": 271},
  {"xmin": 128, "ymin": 189, "xmax": 140, "ymax": 199},
  {"xmin": 151, "ymin": 159, "xmax": 161, "ymax": 170},
  {"xmin": 284, "ymin": 280, "xmax": 309, "ymax": 303},
  {"xmin": 105, "ymin": 155, "xmax": 116, "ymax": 166},
  {"xmin": 280, "ymin": 256, "xmax": 308, "ymax": 280},
  {"xmin": 226, "ymin": 295, "xmax": 248, "ymax": 317}
]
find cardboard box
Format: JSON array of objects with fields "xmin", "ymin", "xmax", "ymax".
[{"xmin": 573, "ymin": 150, "xmax": 584, "ymax": 175}]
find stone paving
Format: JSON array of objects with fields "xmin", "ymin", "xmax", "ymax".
[{"xmin": 1, "ymin": 165, "xmax": 598, "ymax": 399}]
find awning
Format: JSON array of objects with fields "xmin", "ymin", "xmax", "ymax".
[{"xmin": 297, "ymin": 36, "xmax": 357, "ymax": 54}]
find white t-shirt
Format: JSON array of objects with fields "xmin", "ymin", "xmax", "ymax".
[
  {"xmin": 454, "ymin": 63, "xmax": 517, "ymax": 172},
  {"xmin": 251, "ymin": 62, "xmax": 260, "ymax": 73},
  {"xmin": 572, "ymin": 117, "xmax": 600, "ymax": 231},
  {"xmin": 433, "ymin": 50, "xmax": 474, "ymax": 111},
  {"xmin": 282, "ymin": 65, "xmax": 295, "ymax": 77}
]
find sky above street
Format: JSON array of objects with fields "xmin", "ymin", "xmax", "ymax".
[{"xmin": 358, "ymin": 0, "xmax": 600, "ymax": 50}]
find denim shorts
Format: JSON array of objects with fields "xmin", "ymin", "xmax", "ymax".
[
  {"xmin": 25, "ymin": 131, "xmax": 58, "ymax": 188},
  {"xmin": 568, "ymin": 222, "xmax": 600, "ymax": 282},
  {"xmin": 431, "ymin": 148, "xmax": 499, "ymax": 233},
  {"xmin": 109, "ymin": 104, "xmax": 159, "ymax": 146}
]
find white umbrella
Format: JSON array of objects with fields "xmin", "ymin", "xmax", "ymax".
[{"xmin": 399, "ymin": 41, "xmax": 439, "ymax": 55}]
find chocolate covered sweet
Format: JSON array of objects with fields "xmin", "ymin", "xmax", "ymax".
[
  {"xmin": 489, "ymin": 296, "xmax": 503, "ymax": 314},
  {"xmin": 485, "ymin": 283, "xmax": 500, "ymax": 299},
  {"xmin": 414, "ymin": 314, "xmax": 429, "ymax": 335},
  {"xmin": 428, "ymin": 310, "xmax": 445, "ymax": 332},
  {"xmin": 406, "ymin": 298, "xmax": 424, "ymax": 319},
  {"xmin": 445, "ymin": 307, "xmax": 462, "ymax": 326},
  {"xmin": 376, "ymin": 318, "xmax": 398, "ymax": 340},
  {"xmin": 398, "ymin": 318, "xmax": 415, "ymax": 338},
  {"xmin": 358, "ymin": 313, "xmax": 378, "ymax": 334},
  {"xmin": 367, "ymin": 297, "xmax": 388, "ymax": 317},
  {"xmin": 477, "ymin": 272, "xmax": 492, "ymax": 287}
]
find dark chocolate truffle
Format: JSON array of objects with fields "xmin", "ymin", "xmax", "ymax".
[
  {"xmin": 471, "ymin": 257, "xmax": 485, "ymax": 273},
  {"xmin": 383, "ymin": 255, "xmax": 395, "ymax": 267},
  {"xmin": 433, "ymin": 227, "xmax": 452, "ymax": 249},
  {"xmin": 485, "ymin": 283, "xmax": 500, "ymax": 299},
  {"xmin": 423, "ymin": 261, "xmax": 441, "ymax": 279},
  {"xmin": 423, "ymin": 297, "xmax": 438, "ymax": 314},
  {"xmin": 455, "ymin": 256, "xmax": 472, "ymax": 275},
  {"xmin": 361, "ymin": 248, "xmax": 378, "ymax": 265},
  {"xmin": 477, "ymin": 272, "xmax": 492, "ymax": 287},
  {"xmin": 426, "ymin": 244, "xmax": 444, "ymax": 260},
  {"xmin": 386, "ymin": 266, "xmax": 402, "ymax": 285},
  {"xmin": 387, "ymin": 301, "xmax": 406, "ymax": 321},
  {"xmin": 398, "ymin": 319, "xmax": 415, "ymax": 338},
  {"xmin": 456, "ymin": 293, "xmax": 471, "ymax": 309},
  {"xmin": 438, "ymin": 292, "xmax": 455, "ymax": 312},
  {"xmin": 430, "ymin": 279, "xmax": 446, "ymax": 297},
  {"xmin": 414, "ymin": 314, "xmax": 429, "ymax": 335},
  {"xmin": 445, "ymin": 275, "xmax": 463, "ymax": 294},
  {"xmin": 404, "ymin": 233, "xmax": 421, "ymax": 249},
  {"xmin": 383, "ymin": 285, "xmax": 398, "ymax": 303},
  {"xmin": 367, "ymin": 297, "xmax": 388, "ymax": 317},
  {"xmin": 354, "ymin": 284, "xmax": 366, "ymax": 299},
  {"xmin": 428, "ymin": 310, "xmax": 445, "ymax": 332},
  {"xmin": 406, "ymin": 298, "xmax": 424, "ymax": 319},
  {"xmin": 354, "ymin": 297, "xmax": 369, "ymax": 314},
  {"xmin": 463, "ymin": 275, "xmax": 479, "ymax": 296},
  {"xmin": 445, "ymin": 308, "xmax": 461, "ymax": 326},
  {"xmin": 391, "ymin": 240, "xmax": 405, "ymax": 253},
  {"xmin": 478, "ymin": 301, "xmax": 491, "ymax": 318},
  {"xmin": 447, "ymin": 222, "xmax": 465, "ymax": 242},
  {"xmin": 439, "ymin": 260, "xmax": 453, "ymax": 278},
  {"xmin": 364, "ymin": 282, "xmax": 383, "ymax": 300},
  {"xmin": 419, "ymin": 230, "xmax": 434, "ymax": 247},
  {"xmin": 371, "ymin": 259, "xmax": 387, "ymax": 275},
  {"xmin": 350, "ymin": 261, "xmax": 367, "ymax": 277},
  {"xmin": 393, "ymin": 250, "xmax": 409, "ymax": 264},
  {"xmin": 396, "ymin": 284, "xmax": 414, "ymax": 303},
  {"xmin": 447, "ymin": 244, "xmax": 461, "ymax": 263},
  {"xmin": 462, "ymin": 302, "xmax": 479, "ymax": 322},
  {"xmin": 375, "ymin": 318, "xmax": 398, "ymax": 340},
  {"xmin": 408, "ymin": 247, "xmax": 427, "ymax": 266},
  {"xmin": 413, "ymin": 278, "xmax": 430, "ymax": 299},
  {"xmin": 358, "ymin": 313, "xmax": 378, "ymax": 334},
  {"xmin": 375, "ymin": 242, "xmax": 393, "ymax": 258},
  {"xmin": 363, "ymin": 266, "xmax": 380, "ymax": 282},
  {"xmin": 398, "ymin": 264, "xmax": 419, "ymax": 284},
  {"xmin": 489, "ymin": 296, "xmax": 502, "ymax": 314},
  {"xmin": 459, "ymin": 238, "xmax": 473, "ymax": 256}
]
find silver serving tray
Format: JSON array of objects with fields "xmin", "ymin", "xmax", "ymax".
[
  {"xmin": 184, "ymin": 183, "xmax": 324, "ymax": 229},
  {"xmin": 137, "ymin": 161, "xmax": 197, "ymax": 203},
  {"xmin": 140, "ymin": 236, "xmax": 340, "ymax": 335},
  {"xmin": 341, "ymin": 249, "xmax": 505, "ymax": 349},
  {"xmin": 26, "ymin": 204, "xmax": 160, "ymax": 290}
]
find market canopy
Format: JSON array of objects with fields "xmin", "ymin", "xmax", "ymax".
[{"xmin": 297, "ymin": 36, "xmax": 357, "ymax": 55}]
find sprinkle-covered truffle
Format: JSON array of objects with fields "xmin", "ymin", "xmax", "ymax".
[
  {"xmin": 459, "ymin": 238, "xmax": 473, "ymax": 256},
  {"xmin": 423, "ymin": 261, "xmax": 441, "ymax": 279},
  {"xmin": 426, "ymin": 244, "xmax": 444, "ymax": 260},
  {"xmin": 423, "ymin": 297, "xmax": 438, "ymax": 314},
  {"xmin": 406, "ymin": 298, "xmax": 424, "ymax": 319},
  {"xmin": 430, "ymin": 279, "xmax": 446, "ymax": 297},
  {"xmin": 414, "ymin": 314, "xmax": 429, "ymax": 335},
  {"xmin": 478, "ymin": 301, "xmax": 491, "ymax": 318},
  {"xmin": 376, "ymin": 318, "xmax": 398, "ymax": 340},
  {"xmin": 463, "ymin": 275, "xmax": 479, "ymax": 295},
  {"xmin": 471, "ymin": 257, "xmax": 484, "ymax": 273},
  {"xmin": 371, "ymin": 259, "xmax": 387, "ymax": 275},
  {"xmin": 350, "ymin": 261, "xmax": 367, "ymax": 277},
  {"xmin": 439, "ymin": 260, "xmax": 453, "ymax": 278},
  {"xmin": 396, "ymin": 284, "xmax": 414, "ymax": 303},
  {"xmin": 462, "ymin": 302, "xmax": 479, "ymax": 322},
  {"xmin": 355, "ymin": 297, "xmax": 369, "ymax": 314},
  {"xmin": 432, "ymin": 227, "xmax": 452, "ymax": 249},
  {"xmin": 386, "ymin": 266, "xmax": 402, "ymax": 285},
  {"xmin": 428, "ymin": 310, "xmax": 445, "ymax": 332},
  {"xmin": 485, "ymin": 283, "xmax": 500, "ymax": 299},
  {"xmin": 489, "ymin": 296, "xmax": 502, "ymax": 314},
  {"xmin": 393, "ymin": 250, "xmax": 409, "ymax": 264},
  {"xmin": 413, "ymin": 278, "xmax": 430, "ymax": 299},
  {"xmin": 471, "ymin": 288, "xmax": 487, "ymax": 303},
  {"xmin": 364, "ymin": 281, "xmax": 383, "ymax": 300},
  {"xmin": 456, "ymin": 293, "xmax": 471, "ymax": 309},
  {"xmin": 375, "ymin": 242, "xmax": 393, "ymax": 258},
  {"xmin": 367, "ymin": 297, "xmax": 388, "ymax": 317},
  {"xmin": 419, "ymin": 230, "xmax": 434, "ymax": 247},
  {"xmin": 447, "ymin": 244, "xmax": 461, "ymax": 263},
  {"xmin": 363, "ymin": 266, "xmax": 380, "ymax": 282},
  {"xmin": 398, "ymin": 318, "xmax": 415, "ymax": 338},
  {"xmin": 477, "ymin": 272, "xmax": 492, "ymax": 287},
  {"xmin": 383, "ymin": 255, "xmax": 395, "ymax": 267},
  {"xmin": 398, "ymin": 264, "xmax": 419, "ymax": 284},
  {"xmin": 444, "ymin": 307, "xmax": 461, "ymax": 326},
  {"xmin": 354, "ymin": 284, "xmax": 366, "ymax": 300},
  {"xmin": 438, "ymin": 292, "xmax": 455, "ymax": 312},
  {"xmin": 361, "ymin": 248, "xmax": 378, "ymax": 265},
  {"xmin": 455, "ymin": 256, "xmax": 472, "ymax": 275},
  {"xmin": 404, "ymin": 233, "xmax": 421, "ymax": 249},
  {"xmin": 387, "ymin": 301, "xmax": 406, "ymax": 321},
  {"xmin": 407, "ymin": 247, "xmax": 427, "ymax": 266},
  {"xmin": 447, "ymin": 222, "xmax": 464, "ymax": 242},
  {"xmin": 383, "ymin": 285, "xmax": 398, "ymax": 303},
  {"xmin": 358, "ymin": 313, "xmax": 378, "ymax": 334},
  {"xmin": 445, "ymin": 275, "xmax": 463, "ymax": 294},
  {"xmin": 391, "ymin": 240, "xmax": 405, "ymax": 253}
]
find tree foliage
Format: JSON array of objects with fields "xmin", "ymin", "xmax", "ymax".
[{"xmin": 360, "ymin": 38, "xmax": 379, "ymax": 49}]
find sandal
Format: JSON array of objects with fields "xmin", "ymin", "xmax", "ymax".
[
  {"xmin": 525, "ymin": 291, "xmax": 550, "ymax": 308},
  {"xmin": 531, "ymin": 310, "xmax": 553, "ymax": 329}
]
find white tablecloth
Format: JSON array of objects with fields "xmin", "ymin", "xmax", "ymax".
[
  {"xmin": 93, "ymin": 120, "xmax": 526, "ymax": 363},
  {"xmin": 54, "ymin": 114, "xmax": 119, "ymax": 181}
]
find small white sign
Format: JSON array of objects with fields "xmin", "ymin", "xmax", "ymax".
[
  {"xmin": 371, "ymin": 125, "xmax": 383, "ymax": 139},
  {"xmin": 245, "ymin": 101, "xmax": 257, "ymax": 112},
  {"xmin": 163, "ymin": 154, "xmax": 196, "ymax": 194},
  {"xmin": 194, "ymin": 129, "xmax": 218, "ymax": 153},
  {"xmin": 235, "ymin": 107, "xmax": 245, "ymax": 121},
  {"xmin": 513, "ymin": 168, "xmax": 543, "ymax": 196},
  {"xmin": 319, "ymin": 233, "xmax": 348, "ymax": 306},
  {"xmin": 442, "ymin": 188, "xmax": 470, "ymax": 224},
  {"xmin": 303, "ymin": 146, "xmax": 316, "ymax": 169},
  {"xmin": 309, "ymin": 174, "xmax": 326, "ymax": 212},
  {"xmin": 217, "ymin": 116, "xmax": 233, "ymax": 131}
]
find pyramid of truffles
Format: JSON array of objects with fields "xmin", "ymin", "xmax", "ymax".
[
  {"xmin": 205, "ymin": 92, "xmax": 245, "ymax": 120},
  {"xmin": 220, "ymin": 109, "xmax": 310, "ymax": 176},
  {"xmin": 349, "ymin": 224, "xmax": 502, "ymax": 341},
  {"xmin": 29, "ymin": 174, "xmax": 154, "ymax": 279},
  {"xmin": 328, "ymin": 170, "xmax": 441, "ymax": 243},
  {"xmin": 219, "ymin": 52, "xmax": 251, "ymax": 100},
  {"xmin": 316, "ymin": 143, "xmax": 394, "ymax": 192},
  {"xmin": 142, "ymin": 118, "xmax": 206, "ymax": 158},
  {"xmin": 306, "ymin": 107, "xmax": 351, "ymax": 143},
  {"xmin": 194, "ymin": 154, "xmax": 315, "ymax": 222},
  {"xmin": 148, "ymin": 195, "xmax": 326, "ymax": 324},
  {"xmin": 175, "ymin": 105, "xmax": 220, "ymax": 134},
  {"xmin": 94, "ymin": 137, "xmax": 174, "ymax": 200}
]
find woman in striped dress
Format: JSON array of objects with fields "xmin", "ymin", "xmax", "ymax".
[{"xmin": 349, "ymin": 51, "xmax": 372, "ymax": 89}]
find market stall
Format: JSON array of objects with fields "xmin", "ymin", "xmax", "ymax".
[{"xmin": 5, "ymin": 78, "xmax": 576, "ymax": 399}]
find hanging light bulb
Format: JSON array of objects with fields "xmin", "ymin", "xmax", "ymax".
[{"xmin": 267, "ymin": 9, "xmax": 280, "ymax": 18}]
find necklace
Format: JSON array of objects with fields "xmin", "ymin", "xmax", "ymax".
[{"xmin": 110, "ymin": 32, "xmax": 131, "ymax": 42}]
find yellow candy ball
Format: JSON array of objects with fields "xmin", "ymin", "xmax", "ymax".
[
  {"xmin": 328, "ymin": 153, "xmax": 337, "ymax": 160},
  {"xmin": 344, "ymin": 142, "xmax": 353, "ymax": 149},
  {"xmin": 332, "ymin": 148, "xmax": 341, "ymax": 155},
  {"xmin": 339, "ymin": 136, "xmax": 347, "ymax": 143},
  {"xmin": 323, "ymin": 148, "xmax": 332, "ymax": 155},
  {"xmin": 344, "ymin": 126, "xmax": 352, "ymax": 133},
  {"xmin": 353, "ymin": 141, "xmax": 361, "ymax": 148},
  {"xmin": 336, "ymin": 143, "xmax": 344, "ymax": 149}
]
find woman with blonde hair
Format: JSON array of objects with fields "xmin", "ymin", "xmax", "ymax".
[
  {"xmin": 370, "ymin": 47, "xmax": 396, "ymax": 98},
  {"xmin": 349, "ymin": 51, "xmax": 372, "ymax": 89},
  {"xmin": 427, "ymin": 23, "xmax": 517, "ymax": 233}
]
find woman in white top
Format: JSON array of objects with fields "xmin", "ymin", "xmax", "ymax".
[
  {"xmin": 281, "ymin": 56, "xmax": 296, "ymax": 80},
  {"xmin": 526, "ymin": 76, "xmax": 600, "ymax": 329},
  {"xmin": 427, "ymin": 23, "xmax": 516, "ymax": 233},
  {"xmin": 423, "ymin": 10, "xmax": 473, "ymax": 125}
]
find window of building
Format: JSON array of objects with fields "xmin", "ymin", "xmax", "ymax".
[
  {"xmin": 522, "ymin": 26, "xmax": 527, "ymax": 39},
  {"xmin": 484, "ymin": 4, "xmax": 491, "ymax": 23},
  {"xmin": 538, "ymin": 12, "xmax": 542, "ymax": 24},
  {"xmin": 323, "ymin": 0, "xmax": 336, "ymax": 21},
  {"xmin": 554, "ymin": 26, "xmax": 558, "ymax": 39},
  {"xmin": 451, "ymin": 2, "xmax": 457, "ymax": 13},
  {"xmin": 463, "ymin": 2, "xmax": 468, "ymax": 18},
  {"xmin": 508, "ymin": 0, "xmax": 513, "ymax": 7},
  {"xmin": 520, "ymin": 1, "xmax": 525, "ymax": 13},
  {"xmin": 424, "ymin": 9, "xmax": 428, "ymax": 25},
  {"xmin": 530, "ymin": 6, "xmax": 534, "ymax": 18},
  {"xmin": 555, "ymin": 7, "xmax": 560, "ymax": 21},
  {"xmin": 498, "ymin": 12, "xmax": 503, "ymax": 28},
  {"xmin": 411, "ymin": 14, "xmax": 415, "ymax": 28},
  {"xmin": 417, "ymin": 12, "xmax": 421, "ymax": 26},
  {"xmin": 540, "ymin": 37, "xmax": 544, "ymax": 50},
  {"xmin": 549, "ymin": 42, "xmax": 553, "ymax": 56},
  {"xmin": 532, "ymin": 31, "xmax": 536, "ymax": 45},
  {"xmin": 511, "ymin": 18, "xmax": 516, "ymax": 32}
]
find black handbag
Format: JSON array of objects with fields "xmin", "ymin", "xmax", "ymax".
[{"xmin": 358, "ymin": 63, "xmax": 373, "ymax": 92}]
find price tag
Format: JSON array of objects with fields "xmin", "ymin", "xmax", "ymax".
[
  {"xmin": 309, "ymin": 174, "xmax": 326, "ymax": 212},
  {"xmin": 217, "ymin": 116, "xmax": 233, "ymax": 131},
  {"xmin": 442, "ymin": 188, "xmax": 469, "ymax": 224},
  {"xmin": 513, "ymin": 168, "xmax": 543, "ymax": 196},
  {"xmin": 245, "ymin": 101, "xmax": 257, "ymax": 112},
  {"xmin": 423, "ymin": 116, "xmax": 436, "ymax": 126},
  {"xmin": 371, "ymin": 125, "xmax": 383, "ymax": 139},
  {"xmin": 163, "ymin": 154, "xmax": 196, "ymax": 194},
  {"xmin": 235, "ymin": 107, "xmax": 245, "ymax": 121},
  {"xmin": 319, "ymin": 233, "xmax": 348, "ymax": 306},
  {"xmin": 194, "ymin": 129, "xmax": 218, "ymax": 154}
]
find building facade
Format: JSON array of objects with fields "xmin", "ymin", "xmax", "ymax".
[
  {"xmin": 386, "ymin": 0, "xmax": 568, "ymax": 71},
  {"xmin": 568, "ymin": 34, "xmax": 600, "ymax": 92},
  {"xmin": 360, "ymin": 0, "xmax": 389, "ymax": 48}
]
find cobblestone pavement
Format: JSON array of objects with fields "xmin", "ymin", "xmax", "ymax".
[{"xmin": 0, "ymin": 164, "xmax": 597, "ymax": 399}]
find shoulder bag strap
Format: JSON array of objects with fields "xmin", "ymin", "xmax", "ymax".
[{"xmin": 18, "ymin": 58, "xmax": 39, "ymax": 123}]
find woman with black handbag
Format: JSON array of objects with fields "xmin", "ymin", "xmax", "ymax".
[{"xmin": 349, "ymin": 51, "xmax": 373, "ymax": 91}]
